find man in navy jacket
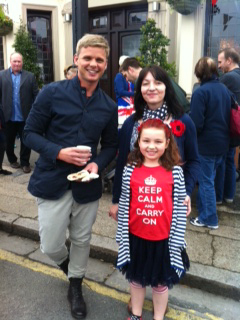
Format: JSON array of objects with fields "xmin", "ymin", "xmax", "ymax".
[
  {"xmin": 215, "ymin": 48, "xmax": 240, "ymax": 204},
  {"xmin": 23, "ymin": 34, "xmax": 118, "ymax": 319}
]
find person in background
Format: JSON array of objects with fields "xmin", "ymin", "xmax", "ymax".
[
  {"xmin": 114, "ymin": 56, "xmax": 135, "ymax": 126},
  {"xmin": 215, "ymin": 48, "xmax": 240, "ymax": 204},
  {"xmin": 23, "ymin": 34, "xmax": 118, "ymax": 320},
  {"xmin": 120, "ymin": 57, "xmax": 142, "ymax": 84},
  {"xmin": 190, "ymin": 57, "xmax": 231, "ymax": 229},
  {"xmin": 0, "ymin": 108, "xmax": 12, "ymax": 175},
  {"xmin": 64, "ymin": 64, "xmax": 78, "ymax": 80},
  {"xmin": 0, "ymin": 52, "xmax": 39, "ymax": 173},
  {"xmin": 114, "ymin": 118, "xmax": 189, "ymax": 320}
]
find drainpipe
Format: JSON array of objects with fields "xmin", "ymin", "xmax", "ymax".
[{"xmin": 72, "ymin": 0, "xmax": 89, "ymax": 54}]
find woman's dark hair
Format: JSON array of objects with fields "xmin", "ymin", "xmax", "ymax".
[
  {"xmin": 127, "ymin": 119, "xmax": 181, "ymax": 171},
  {"xmin": 134, "ymin": 65, "xmax": 184, "ymax": 121},
  {"xmin": 194, "ymin": 57, "xmax": 218, "ymax": 81}
]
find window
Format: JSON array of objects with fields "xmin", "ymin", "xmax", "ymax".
[
  {"xmin": 122, "ymin": 34, "xmax": 141, "ymax": 57},
  {"xmin": 128, "ymin": 11, "xmax": 147, "ymax": 26},
  {"xmin": 205, "ymin": 0, "xmax": 240, "ymax": 59},
  {"xmin": 93, "ymin": 16, "xmax": 107, "ymax": 28}
]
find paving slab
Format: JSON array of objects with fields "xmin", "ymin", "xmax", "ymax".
[
  {"xmin": 13, "ymin": 217, "xmax": 39, "ymax": 241},
  {"xmin": 213, "ymin": 237, "xmax": 240, "ymax": 273},
  {"xmin": 0, "ymin": 211, "xmax": 18, "ymax": 233},
  {"xmin": 0, "ymin": 180, "xmax": 33, "ymax": 199},
  {"xmin": 209, "ymin": 225, "xmax": 240, "ymax": 241},
  {"xmin": 0, "ymin": 231, "xmax": 38, "ymax": 256},
  {"xmin": 90, "ymin": 233, "xmax": 118, "ymax": 264},
  {"xmin": 28, "ymin": 248, "xmax": 56, "ymax": 267},
  {"xmin": 218, "ymin": 210, "xmax": 240, "ymax": 228},
  {"xmin": 0, "ymin": 194, "xmax": 37, "ymax": 218},
  {"xmin": 86, "ymin": 257, "xmax": 115, "ymax": 283},
  {"xmin": 185, "ymin": 230, "xmax": 213, "ymax": 265},
  {"xmin": 105, "ymin": 268, "xmax": 130, "ymax": 293},
  {"xmin": 181, "ymin": 261, "xmax": 240, "ymax": 301},
  {"xmin": 93, "ymin": 206, "xmax": 116, "ymax": 239}
]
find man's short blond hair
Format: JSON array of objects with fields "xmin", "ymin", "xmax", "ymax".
[{"xmin": 76, "ymin": 34, "xmax": 110, "ymax": 58}]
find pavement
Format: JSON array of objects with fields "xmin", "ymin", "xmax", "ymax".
[{"xmin": 1, "ymin": 141, "xmax": 240, "ymax": 304}]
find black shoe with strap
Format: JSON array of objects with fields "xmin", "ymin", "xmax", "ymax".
[{"xmin": 68, "ymin": 277, "xmax": 87, "ymax": 319}]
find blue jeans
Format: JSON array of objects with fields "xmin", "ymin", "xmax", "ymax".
[
  {"xmin": 197, "ymin": 154, "xmax": 225, "ymax": 227},
  {"xmin": 215, "ymin": 147, "xmax": 236, "ymax": 201}
]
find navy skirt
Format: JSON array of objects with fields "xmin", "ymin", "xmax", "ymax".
[{"xmin": 121, "ymin": 233, "xmax": 189, "ymax": 288}]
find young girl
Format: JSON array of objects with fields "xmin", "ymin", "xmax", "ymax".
[{"xmin": 116, "ymin": 118, "xmax": 189, "ymax": 320}]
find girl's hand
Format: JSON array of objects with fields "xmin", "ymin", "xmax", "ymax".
[
  {"xmin": 183, "ymin": 195, "xmax": 191, "ymax": 216},
  {"xmin": 109, "ymin": 204, "xmax": 118, "ymax": 221}
]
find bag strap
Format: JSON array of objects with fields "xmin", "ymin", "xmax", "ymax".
[{"xmin": 230, "ymin": 94, "xmax": 239, "ymax": 110}]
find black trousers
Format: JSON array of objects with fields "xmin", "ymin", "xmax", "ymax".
[
  {"xmin": 5, "ymin": 121, "xmax": 31, "ymax": 167},
  {"xmin": 0, "ymin": 132, "xmax": 6, "ymax": 169}
]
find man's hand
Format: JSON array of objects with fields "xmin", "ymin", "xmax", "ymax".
[
  {"xmin": 57, "ymin": 147, "xmax": 91, "ymax": 167},
  {"xmin": 109, "ymin": 204, "xmax": 118, "ymax": 221},
  {"xmin": 183, "ymin": 195, "xmax": 191, "ymax": 216},
  {"xmin": 84, "ymin": 162, "xmax": 98, "ymax": 174}
]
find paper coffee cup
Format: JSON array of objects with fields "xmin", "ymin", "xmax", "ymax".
[{"xmin": 76, "ymin": 145, "xmax": 91, "ymax": 151}]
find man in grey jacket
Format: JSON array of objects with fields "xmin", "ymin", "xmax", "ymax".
[{"xmin": 0, "ymin": 52, "xmax": 38, "ymax": 173}]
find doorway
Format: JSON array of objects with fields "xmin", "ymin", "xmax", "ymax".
[
  {"xmin": 27, "ymin": 10, "xmax": 54, "ymax": 84},
  {"xmin": 89, "ymin": 5, "xmax": 148, "ymax": 99}
]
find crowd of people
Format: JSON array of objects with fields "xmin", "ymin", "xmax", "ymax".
[{"xmin": 0, "ymin": 33, "xmax": 239, "ymax": 320}]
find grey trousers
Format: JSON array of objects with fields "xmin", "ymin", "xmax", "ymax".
[{"xmin": 37, "ymin": 190, "xmax": 99, "ymax": 278}]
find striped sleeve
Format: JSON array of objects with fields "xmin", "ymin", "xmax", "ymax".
[{"xmin": 168, "ymin": 166, "xmax": 187, "ymax": 276}]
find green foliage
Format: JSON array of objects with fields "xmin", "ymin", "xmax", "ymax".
[
  {"xmin": 167, "ymin": 0, "xmax": 201, "ymax": 7},
  {"xmin": 12, "ymin": 22, "xmax": 43, "ymax": 88},
  {"xmin": 137, "ymin": 19, "xmax": 177, "ymax": 79},
  {"xmin": 0, "ymin": 6, "xmax": 13, "ymax": 28}
]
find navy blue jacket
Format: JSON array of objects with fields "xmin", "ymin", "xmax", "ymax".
[
  {"xmin": 23, "ymin": 76, "xmax": 118, "ymax": 203},
  {"xmin": 112, "ymin": 113, "xmax": 200, "ymax": 203},
  {"xmin": 114, "ymin": 73, "xmax": 134, "ymax": 106},
  {"xmin": 190, "ymin": 78, "xmax": 231, "ymax": 156}
]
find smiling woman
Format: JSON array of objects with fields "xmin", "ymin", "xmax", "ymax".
[{"xmin": 141, "ymin": 74, "xmax": 166, "ymax": 110}]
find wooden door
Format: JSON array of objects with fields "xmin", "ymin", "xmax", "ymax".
[
  {"xmin": 27, "ymin": 10, "xmax": 54, "ymax": 84},
  {"xmin": 89, "ymin": 5, "xmax": 148, "ymax": 99}
]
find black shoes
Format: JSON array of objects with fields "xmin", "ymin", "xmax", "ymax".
[
  {"xmin": 22, "ymin": 165, "xmax": 31, "ymax": 173},
  {"xmin": 68, "ymin": 277, "xmax": 87, "ymax": 319},
  {"xmin": 10, "ymin": 161, "xmax": 20, "ymax": 169},
  {"xmin": 0, "ymin": 169, "xmax": 12, "ymax": 175}
]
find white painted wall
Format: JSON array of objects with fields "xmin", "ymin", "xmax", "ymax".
[
  {"xmin": 3, "ymin": 0, "xmax": 66, "ymax": 80},
  {"xmin": 89, "ymin": 0, "xmax": 143, "ymax": 8},
  {"xmin": 175, "ymin": 4, "xmax": 205, "ymax": 95}
]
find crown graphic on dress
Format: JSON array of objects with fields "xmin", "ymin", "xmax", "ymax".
[{"xmin": 144, "ymin": 175, "xmax": 157, "ymax": 186}]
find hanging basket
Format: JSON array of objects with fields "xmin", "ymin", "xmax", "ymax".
[
  {"xmin": 168, "ymin": 0, "xmax": 201, "ymax": 15},
  {"xmin": 0, "ymin": 24, "xmax": 13, "ymax": 36}
]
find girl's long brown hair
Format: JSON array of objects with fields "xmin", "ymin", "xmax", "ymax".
[{"xmin": 128, "ymin": 119, "xmax": 181, "ymax": 171}]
